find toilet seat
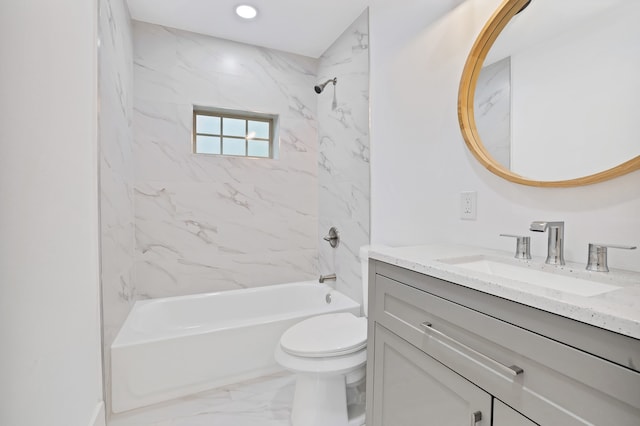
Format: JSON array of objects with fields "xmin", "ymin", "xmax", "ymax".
[
  {"xmin": 276, "ymin": 247, "xmax": 372, "ymax": 426},
  {"xmin": 280, "ymin": 313, "xmax": 367, "ymax": 358}
]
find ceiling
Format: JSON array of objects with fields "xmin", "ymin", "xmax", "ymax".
[{"xmin": 126, "ymin": 0, "xmax": 371, "ymax": 58}]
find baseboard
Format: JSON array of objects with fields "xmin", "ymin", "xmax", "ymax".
[{"xmin": 89, "ymin": 401, "xmax": 106, "ymax": 426}]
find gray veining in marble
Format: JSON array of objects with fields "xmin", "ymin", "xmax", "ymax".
[
  {"xmin": 108, "ymin": 369, "xmax": 365, "ymax": 425},
  {"xmin": 109, "ymin": 372, "xmax": 296, "ymax": 426},
  {"xmin": 475, "ymin": 56, "xmax": 511, "ymax": 168},
  {"xmin": 317, "ymin": 10, "xmax": 371, "ymax": 307},
  {"xmin": 132, "ymin": 21, "xmax": 320, "ymax": 299},
  {"xmin": 98, "ymin": 0, "xmax": 135, "ymax": 417}
]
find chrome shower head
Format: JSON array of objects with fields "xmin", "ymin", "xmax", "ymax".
[{"xmin": 314, "ymin": 77, "xmax": 337, "ymax": 94}]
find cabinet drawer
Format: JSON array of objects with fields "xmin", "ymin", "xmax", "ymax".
[
  {"xmin": 493, "ymin": 400, "xmax": 537, "ymax": 426},
  {"xmin": 374, "ymin": 273, "xmax": 640, "ymax": 425}
]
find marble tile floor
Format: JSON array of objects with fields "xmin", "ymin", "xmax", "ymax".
[{"xmin": 109, "ymin": 372, "xmax": 296, "ymax": 426}]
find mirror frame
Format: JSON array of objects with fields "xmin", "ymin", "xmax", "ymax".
[{"xmin": 458, "ymin": 0, "xmax": 640, "ymax": 187}]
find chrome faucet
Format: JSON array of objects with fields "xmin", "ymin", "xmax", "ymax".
[
  {"xmin": 530, "ymin": 221, "xmax": 565, "ymax": 265},
  {"xmin": 500, "ymin": 234, "xmax": 531, "ymax": 259},
  {"xmin": 319, "ymin": 273, "xmax": 337, "ymax": 283},
  {"xmin": 586, "ymin": 243, "xmax": 636, "ymax": 272}
]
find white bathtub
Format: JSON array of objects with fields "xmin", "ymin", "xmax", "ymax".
[{"xmin": 111, "ymin": 281, "xmax": 360, "ymax": 413}]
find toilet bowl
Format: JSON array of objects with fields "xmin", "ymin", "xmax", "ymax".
[{"xmin": 275, "ymin": 246, "xmax": 370, "ymax": 426}]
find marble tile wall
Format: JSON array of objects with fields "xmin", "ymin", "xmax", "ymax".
[
  {"xmin": 475, "ymin": 57, "xmax": 511, "ymax": 168},
  {"xmin": 132, "ymin": 22, "xmax": 320, "ymax": 299},
  {"xmin": 317, "ymin": 10, "xmax": 370, "ymax": 306},
  {"xmin": 98, "ymin": 0, "xmax": 135, "ymax": 416}
]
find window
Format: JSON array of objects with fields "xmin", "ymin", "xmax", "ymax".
[{"xmin": 193, "ymin": 108, "xmax": 274, "ymax": 158}]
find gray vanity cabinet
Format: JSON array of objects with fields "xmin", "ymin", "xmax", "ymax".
[
  {"xmin": 493, "ymin": 400, "xmax": 537, "ymax": 426},
  {"xmin": 371, "ymin": 324, "xmax": 492, "ymax": 426},
  {"xmin": 365, "ymin": 260, "xmax": 640, "ymax": 426}
]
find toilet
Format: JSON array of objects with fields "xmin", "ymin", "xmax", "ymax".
[{"xmin": 275, "ymin": 246, "xmax": 370, "ymax": 426}]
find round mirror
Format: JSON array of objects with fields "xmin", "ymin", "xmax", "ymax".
[{"xmin": 458, "ymin": 0, "xmax": 640, "ymax": 187}]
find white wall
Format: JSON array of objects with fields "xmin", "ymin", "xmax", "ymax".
[
  {"xmin": 369, "ymin": 0, "xmax": 640, "ymax": 271},
  {"xmin": 98, "ymin": 0, "xmax": 134, "ymax": 417},
  {"xmin": 0, "ymin": 0, "xmax": 105, "ymax": 425},
  {"xmin": 510, "ymin": 1, "xmax": 640, "ymax": 180},
  {"xmin": 132, "ymin": 22, "xmax": 320, "ymax": 299},
  {"xmin": 317, "ymin": 10, "xmax": 370, "ymax": 306}
]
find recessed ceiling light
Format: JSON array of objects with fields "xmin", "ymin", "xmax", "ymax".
[{"xmin": 236, "ymin": 5, "xmax": 258, "ymax": 20}]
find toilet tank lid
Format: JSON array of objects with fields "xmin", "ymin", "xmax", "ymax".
[{"xmin": 280, "ymin": 313, "xmax": 367, "ymax": 358}]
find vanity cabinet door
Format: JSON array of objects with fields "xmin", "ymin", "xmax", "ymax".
[
  {"xmin": 493, "ymin": 400, "xmax": 538, "ymax": 426},
  {"xmin": 371, "ymin": 324, "xmax": 492, "ymax": 426}
]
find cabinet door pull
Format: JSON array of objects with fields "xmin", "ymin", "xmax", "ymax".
[
  {"xmin": 470, "ymin": 410, "xmax": 482, "ymax": 425},
  {"xmin": 420, "ymin": 322, "xmax": 524, "ymax": 377}
]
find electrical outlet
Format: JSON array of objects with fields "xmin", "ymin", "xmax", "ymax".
[{"xmin": 460, "ymin": 191, "xmax": 477, "ymax": 220}]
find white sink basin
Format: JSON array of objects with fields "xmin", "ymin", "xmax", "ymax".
[{"xmin": 438, "ymin": 255, "xmax": 621, "ymax": 297}]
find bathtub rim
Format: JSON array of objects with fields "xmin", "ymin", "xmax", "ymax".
[{"xmin": 112, "ymin": 281, "xmax": 361, "ymax": 348}]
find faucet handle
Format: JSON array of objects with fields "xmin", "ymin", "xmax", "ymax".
[
  {"xmin": 586, "ymin": 243, "xmax": 637, "ymax": 272},
  {"xmin": 500, "ymin": 234, "xmax": 532, "ymax": 260},
  {"xmin": 323, "ymin": 227, "xmax": 340, "ymax": 248}
]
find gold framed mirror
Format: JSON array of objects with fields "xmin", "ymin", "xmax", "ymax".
[{"xmin": 458, "ymin": 0, "xmax": 640, "ymax": 187}]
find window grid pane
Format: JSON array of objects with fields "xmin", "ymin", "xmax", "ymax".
[
  {"xmin": 196, "ymin": 115, "xmax": 221, "ymax": 135},
  {"xmin": 248, "ymin": 120, "xmax": 270, "ymax": 140},
  {"xmin": 195, "ymin": 135, "xmax": 221, "ymax": 154},
  {"xmin": 248, "ymin": 140, "xmax": 270, "ymax": 158},
  {"xmin": 222, "ymin": 137, "xmax": 246, "ymax": 156},
  {"xmin": 193, "ymin": 110, "xmax": 273, "ymax": 158},
  {"xmin": 222, "ymin": 117, "xmax": 246, "ymax": 137}
]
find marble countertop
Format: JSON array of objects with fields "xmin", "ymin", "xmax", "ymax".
[{"xmin": 369, "ymin": 244, "xmax": 640, "ymax": 340}]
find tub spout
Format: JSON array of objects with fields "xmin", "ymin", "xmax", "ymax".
[{"xmin": 319, "ymin": 273, "xmax": 337, "ymax": 283}]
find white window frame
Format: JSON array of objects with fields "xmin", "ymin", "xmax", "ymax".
[{"xmin": 193, "ymin": 107, "xmax": 276, "ymax": 158}]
